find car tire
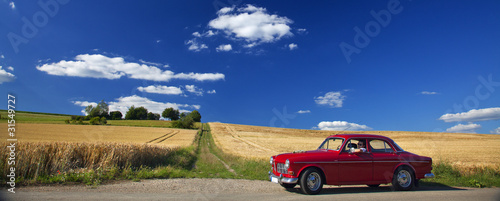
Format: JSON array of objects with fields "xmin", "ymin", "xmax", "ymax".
[
  {"xmin": 299, "ymin": 168, "xmax": 324, "ymax": 195},
  {"xmin": 280, "ymin": 183, "xmax": 296, "ymax": 189},
  {"xmin": 367, "ymin": 184, "xmax": 380, "ymax": 188},
  {"xmin": 392, "ymin": 166, "xmax": 415, "ymax": 191}
]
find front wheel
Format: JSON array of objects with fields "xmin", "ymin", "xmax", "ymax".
[
  {"xmin": 392, "ymin": 166, "xmax": 415, "ymax": 191},
  {"xmin": 299, "ymin": 168, "xmax": 324, "ymax": 195}
]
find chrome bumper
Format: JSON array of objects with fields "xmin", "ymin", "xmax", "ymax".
[
  {"xmin": 269, "ymin": 171, "xmax": 298, "ymax": 184},
  {"xmin": 424, "ymin": 173, "xmax": 435, "ymax": 178}
]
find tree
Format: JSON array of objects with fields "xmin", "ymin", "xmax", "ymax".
[
  {"xmin": 190, "ymin": 110, "xmax": 201, "ymax": 122},
  {"xmin": 135, "ymin": 107, "xmax": 148, "ymax": 120},
  {"xmin": 162, "ymin": 107, "xmax": 180, "ymax": 121},
  {"xmin": 125, "ymin": 106, "xmax": 148, "ymax": 120},
  {"xmin": 110, "ymin": 111, "xmax": 123, "ymax": 120},
  {"xmin": 85, "ymin": 100, "xmax": 109, "ymax": 118},
  {"xmin": 125, "ymin": 106, "xmax": 137, "ymax": 120},
  {"xmin": 147, "ymin": 112, "xmax": 160, "ymax": 120}
]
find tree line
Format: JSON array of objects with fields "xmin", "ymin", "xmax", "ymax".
[{"xmin": 66, "ymin": 100, "xmax": 201, "ymax": 129}]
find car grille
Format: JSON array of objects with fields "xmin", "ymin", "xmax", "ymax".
[{"xmin": 276, "ymin": 163, "xmax": 287, "ymax": 174}]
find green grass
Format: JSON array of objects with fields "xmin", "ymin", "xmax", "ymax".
[
  {"xmin": 107, "ymin": 120, "xmax": 201, "ymax": 129},
  {"xmin": 198, "ymin": 123, "xmax": 268, "ymax": 180},
  {"xmin": 422, "ymin": 161, "xmax": 500, "ymax": 188},
  {"xmin": 0, "ymin": 110, "xmax": 71, "ymax": 124}
]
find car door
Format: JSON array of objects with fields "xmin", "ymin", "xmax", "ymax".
[
  {"xmin": 337, "ymin": 139, "xmax": 373, "ymax": 184},
  {"xmin": 370, "ymin": 139, "xmax": 399, "ymax": 182}
]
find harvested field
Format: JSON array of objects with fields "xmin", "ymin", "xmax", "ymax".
[
  {"xmin": 0, "ymin": 123, "xmax": 198, "ymax": 148},
  {"xmin": 209, "ymin": 123, "xmax": 500, "ymax": 169}
]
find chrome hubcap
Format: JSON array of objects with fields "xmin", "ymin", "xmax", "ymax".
[
  {"xmin": 397, "ymin": 170, "xmax": 411, "ymax": 188},
  {"xmin": 307, "ymin": 172, "xmax": 321, "ymax": 191}
]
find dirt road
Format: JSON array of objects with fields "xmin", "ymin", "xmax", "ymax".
[{"xmin": 2, "ymin": 179, "xmax": 499, "ymax": 201}]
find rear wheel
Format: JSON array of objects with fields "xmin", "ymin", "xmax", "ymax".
[
  {"xmin": 299, "ymin": 168, "xmax": 324, "ymax": 195},
  {"xmin": 280, "ymin": 183, "xmax": 296, "ymax": 189},
  {"xmin": 392, "ymin": 166, "xmax": 415, "ymax": 191}
]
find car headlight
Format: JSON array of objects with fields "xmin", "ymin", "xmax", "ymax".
[
  {"xmin": 285, "ymin": 159, "xmax": 290, "ymax": 169},
  {"xmin": 270, "ymin": 157, "xmax": 274, "ymax": 165}
]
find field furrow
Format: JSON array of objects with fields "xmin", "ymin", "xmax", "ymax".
[
  {"xmin": 0, "ymin": 123, "xmax": 197, "ymax": 148},
  {"xmin": 156, "ymin": 131, "xmax": 179, "ymax": 143}
]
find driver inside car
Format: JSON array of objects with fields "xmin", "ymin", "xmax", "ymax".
[{"xmin": 354, "ymin": 140, "xmax": 367, "ymax": 153}]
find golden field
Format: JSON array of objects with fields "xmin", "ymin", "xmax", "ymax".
[
  {"xmin": 209, "ymin": 123, "xmax": 500, "ymax": 168},
  {"xmin": 0, "ymin": 123, "xmax": 198, "ymax": 148}
]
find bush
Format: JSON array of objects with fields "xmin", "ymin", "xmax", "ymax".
[
  {"xmin": 100, "ymin": 117, "xmax": 107, "ymax": 125},
  {"xmin": 171, "ymin": 116, "xmax": 194, "ymax": 129},
  {"xmin": 89, "ymin": 117, "xmax": 101, "ymax": 125},
  {"xmin": 65, "ymin": 119, "xmax": 70, "ymax": 124}
]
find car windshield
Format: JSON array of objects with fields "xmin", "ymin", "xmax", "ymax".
[
  {"xmin": 318, "ymin": 138, "xmax": 344, "ymax": 151},
  {"xmin": 392, "ymin": 140, "xmax": 405, "ymax": 151}
]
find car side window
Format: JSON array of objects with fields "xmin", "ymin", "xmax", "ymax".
[
  {"xmin": 370, "ymin": 139, "xmax": 394, "ymax": 153},
  {"xmin": 343, "ymin": 139, "xmax": 363, "ymax": 152}
]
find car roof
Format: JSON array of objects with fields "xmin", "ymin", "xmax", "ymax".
[{"xmin": 327, "ymin": 134, "xmax": 393, "ymax": 141}]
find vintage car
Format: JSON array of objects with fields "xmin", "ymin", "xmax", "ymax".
[{"xmin": 269, "ymin": 134, "xmax": 435, "ymax": 194}]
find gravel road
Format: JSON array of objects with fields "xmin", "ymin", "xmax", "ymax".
[{"xmin": 2, "ymin": 179, "xmax": 500, "ymax": 201}]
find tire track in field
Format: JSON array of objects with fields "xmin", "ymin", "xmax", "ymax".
[
  {"xmin": 146, "ymin": 131, "xmax": 179, "ymax": 144},
  {"xmin": 157, "ymin": 131, "xmax": 179, "ymax": 143},
  {"xmin": 223, "ymin": 125, "xmax": 276, "ymax": 153}
]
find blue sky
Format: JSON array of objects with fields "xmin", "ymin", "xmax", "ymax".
[{"xmin": 1, "ymin": 0, "xmax": 500, "ymax": 134}]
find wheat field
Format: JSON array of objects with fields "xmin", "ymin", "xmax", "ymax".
[
  {"xmin": 209, "ymin": 123, "xmax": 500, "ymax": 169},
  {"xmin": 0, "ymin": 123, "xmax": 198, "ymax": 148}
]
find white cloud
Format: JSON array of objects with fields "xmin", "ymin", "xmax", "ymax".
[
  {"xmin": 7, "ymin": 66, "xmax": 14, "ymax": 71},
  {"xmin": 315, "ymin": 91, "xmax": 345, "ymax": 107},
  {"xmin": 192, "ymin": 32, "xmax": 202, "ymax": 37},
  {"xmin": 421, "ymin": 91, "xmax": 439, "ymax": 95},
  {"xmin": 73, "ymin": 95, "xmax": 200, "ymax": 116},
  {"xmin": 185, "ymin": 85, "xmax": 204, "ymax": 96},
  {"xmin": 216, "ymin": 44, "xmax": 232, "ymax": 52},
  {"xmin": 207, "ymin": 90, "xmax": 216, "ymax": 94},
  {"xmin": 445, "ymin": 123, "xmax": 482, "ymax": 133},
  {"xmin": 297, "ymin": 110, "xmax": 311, "ymax": 114},
  {"xmin": 317, "ymin": 121, "xmax": 372, "ymax": 131},
  {"xmin": 1, "ymin": 55, "xmax": 4, "ymax": 59},
  {"xmin": 439, "ymin": 107, "xmax": 500, "ymax": 122},
  {"xmin": 9, "ymin": 2, "xmax": 15, "ymax": 10},
  {"xmin": 491, "ymin": 127, "xmax": 500, "ymax": 134},
  {"xmin": 297, "ymin": 28, "xmax": 308, "ymax": 34},
  {"xmin": 36, "ymin": 54, "xmax": 224, "ymax": 82},
  {"xmin": 186, "ymin": 39, "xmax": 208, "ymax": 52},
  {"xmin": 193, "ymin": 30, "xmax": 216, "ymax": 38},
  {"xmin": 0, "ymin": 66, "xmax": 15, "ymax": 84},
  {"xmin": 137, "ymin": 85, "xmax": 183, "ymax": 95},
  {"xmin": 288, "ymin": 43, "xmax": 298, "ymax": 50},
  {"xmin": 208, "ymin": 4, "xmax": 293, "ymax": 46},
  {"xmin": 217, "ymin": 6, "xmax": 234, "ymax": 15},
  {"xmin": 138, "ymin": 59, "xmax": 166, "ymax": 67}
]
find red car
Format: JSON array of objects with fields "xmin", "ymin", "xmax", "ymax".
[{"xmin": 269, "ymin": 134, "xmax": 435, "ymax": 195}]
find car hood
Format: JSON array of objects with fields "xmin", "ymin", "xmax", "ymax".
[{"xmin": 274, "ymin": 149, "xmax": 338, "ymax": 163}]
